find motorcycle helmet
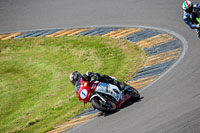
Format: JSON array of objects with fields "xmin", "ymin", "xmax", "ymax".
[
  {"xmin": 182, "ymin": 0, "xmax": 193, "ymax": 13},
  {"xmin": 69, "ymin": 71, "xmax": 82, "ymax": 85}
]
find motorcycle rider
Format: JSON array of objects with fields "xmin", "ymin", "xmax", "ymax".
[
  {"xmin": 69, "ymin": 71, "xmax": 128, "ymax": 93},
  {"xmin": 182, "ymin": 0, "xmax": 200, "ymax": 38}
]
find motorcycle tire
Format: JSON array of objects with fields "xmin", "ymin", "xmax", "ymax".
[{"xmin": 91, "ymin": 97, "xmax": 117, "ymax": 113}]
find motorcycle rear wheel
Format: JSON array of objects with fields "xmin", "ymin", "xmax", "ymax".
[{"xmin": 91, "ymin": 97, "xmax": 117, "ymax": 113}]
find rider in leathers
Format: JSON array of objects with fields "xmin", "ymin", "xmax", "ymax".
[
  {"xmin": 69, "ymin": 71, "xmax": 127, "ymax": 93},
  {"xmin": 182, "ymin": 0, "xmax": 200, "ymax": 38}
]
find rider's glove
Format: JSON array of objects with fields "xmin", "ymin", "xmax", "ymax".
[
  {"xmin": 85, "ymin": 72, "xmax": 96, "ymax": 78},
  {"xmin": 90, "ymin": 73, "xmax": 100, "ymax": 82},
  {"xmin": 83, "ymin": 72, "xmax": 92, "ymax": 81},
  {"xmin": 84, "ymin": 72, "xmax": 101, "ymax": 82}
]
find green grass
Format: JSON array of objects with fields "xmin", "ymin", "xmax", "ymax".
[{"xmin": 0, "ymin": 36, "xmax": 146, "ymax": 133}]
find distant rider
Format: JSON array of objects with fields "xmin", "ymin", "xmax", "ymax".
[
  {"xmin": 69, "ymin": 71, "xmax": 128, "ymax": 93},
  {"xmin": 182, "ymin": 0, "xmax": 200, "ymax": 38}
]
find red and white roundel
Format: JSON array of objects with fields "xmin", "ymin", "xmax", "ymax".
[{"xmin": 80, "ymin": 89, "xmax": 88, "ymax": 99}]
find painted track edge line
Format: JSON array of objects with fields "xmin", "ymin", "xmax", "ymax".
[{"xmin": 132, "ymin": 25, "xmax": 188, "ymax": 93}]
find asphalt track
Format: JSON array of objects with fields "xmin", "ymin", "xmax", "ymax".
[{"xmin": 1, "ymin": 0, "xmax": 200, "ymax": 133}]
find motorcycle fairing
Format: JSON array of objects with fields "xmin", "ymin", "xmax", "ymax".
[{"xmin": 94, "ymin": 82, "xmax": 122, "ymax": 102}]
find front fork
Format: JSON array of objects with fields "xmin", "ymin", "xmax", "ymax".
[
  {"xmin": 90, "ymin": 93, "xmax": 107, "ymax": 103},
  {"xmin": 90, "ymin": 93, "xmax": 117, "ymax": 109}
]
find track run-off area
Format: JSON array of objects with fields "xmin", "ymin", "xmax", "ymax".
[{"xmin": 1, "ymin": 0, "xmax": 200, "ymax": 133}]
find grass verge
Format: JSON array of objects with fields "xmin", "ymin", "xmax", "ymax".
[{"xmin": 0, "ymin": 36, "xmax": 146, "ymax": 133}]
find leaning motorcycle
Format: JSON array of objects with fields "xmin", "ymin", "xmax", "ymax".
[{"xmin": 76, "ymin": 78, "xmax": 140, "ymax": 113}]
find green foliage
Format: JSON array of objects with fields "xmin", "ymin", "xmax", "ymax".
[{"xmin": 0, "ymin": 36, "xmax": 146, "ymax": 133}]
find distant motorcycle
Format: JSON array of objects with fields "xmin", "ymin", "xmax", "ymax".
[{"xmin": 76, "ymin": 77, "xmax": 140, "ymax": 113}]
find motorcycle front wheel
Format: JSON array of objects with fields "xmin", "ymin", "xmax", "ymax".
[{"xmin": 91, "ymin": 97, "xmax": 117, "ymax": 113}]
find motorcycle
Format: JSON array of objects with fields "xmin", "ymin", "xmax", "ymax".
[{"xmin": 76, "ymin": 77, "xmax": 140, "ymax": 113}]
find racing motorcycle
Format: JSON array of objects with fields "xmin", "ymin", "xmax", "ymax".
[{"xmin": 76, "ymin": 77, "xmax": 140, "ymax": 113}]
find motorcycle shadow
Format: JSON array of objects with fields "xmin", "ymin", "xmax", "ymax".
[{"xmin": 99, "ymin": 97, "xmax": 144, "ymax": 116}]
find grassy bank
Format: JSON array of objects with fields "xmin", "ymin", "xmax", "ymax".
[{"xmin": 0, "ymin": 36, "xmax": 146, "ymax": 133}]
